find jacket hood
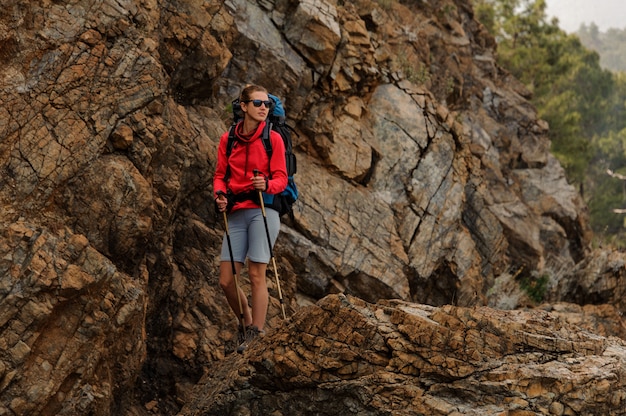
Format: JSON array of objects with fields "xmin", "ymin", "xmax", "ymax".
[{"xmin": 234, "ymin": 120, "xmax": 264, "ymax": 143}]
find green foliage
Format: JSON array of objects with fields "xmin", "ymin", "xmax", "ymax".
[
  {"xmin": 374, "ymin": 0, "xmax": 393, "ymax": 11},
  {"xmin": 588, "ymin": 126, "xmax": 626, "ymax": 245},
  {"xmin": 477, "ymin": 0, "xmax": 616, "ymax": 183},
  {"xmin": 578, "ymin": 24, "xmax": 626, "ymax": 72},
  {"xmin": 585, "ymin": 71, "xmax": 626, "ymax": 245},
  {"xmin": 475, "ymin": 2, "xmax": 496, "ymax": 33},
  {"xmin": 475, "ymin": 0, "xmax": 626, "ymax": 245},
  {"xmin": 519, "ymin": 274, "xmax": 549, "ymax": 303},
  {"xmin": 405, "ymin": 62, "xmax": 431, "ymax": 85},
  {"xmin": 397, "ymin": 49, "xmax": 431, "ymax": 85}
]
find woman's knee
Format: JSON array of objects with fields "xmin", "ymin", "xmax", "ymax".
[
  {"xmin": 219, "ymin": 274, "xmax": 233, "ymax": 291},
  {"xmin": 219, "ymin": 262, "xmax": 238, "ymax": 290},
  {"xmin": 248, "ymin": 262, "xmax": 268, "ymax": 285}
]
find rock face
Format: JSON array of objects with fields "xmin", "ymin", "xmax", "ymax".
[
  {"xmin": 180, "ymin": 294, "xmax": 626, "ymax": 416},
  {"xmin": 0, "ymin": 222, "xmax": 146, "ymax": 415},
  {"xmin": 0, "ymin": 0, "xmax": 624, "ymax": 414}
]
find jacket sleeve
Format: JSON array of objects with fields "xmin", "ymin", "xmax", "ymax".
[
  {"xmin": 266, "ymin": 130, "xmax": 288, "ymax": 195},
  {"xmin": 213, "ymin": 130, "xmax": 230, "ymax": 198}
]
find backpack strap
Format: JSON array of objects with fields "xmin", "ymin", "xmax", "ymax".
[
  {"xmin": 224, "ymin": 124, "xmax": 237, "ymax": 181},
  {"xmin": 226, "ymin": 124, "xmax": 237, "ymax": 157},
  {"xmin": 261, "ymin": 121, "xmax": 273, "ymax": 159},
  {"xmin": 261, "ymin": 121, "xmax": 274, "ymax": 178}
]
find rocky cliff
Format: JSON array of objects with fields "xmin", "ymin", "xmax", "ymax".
[
  {"xmin": 180, "ymin": 294, "xmax": 626, "ymax": 416},
  {"xmin": 0, "ymin": 0, "xmax": 625, "ymax": 415}
]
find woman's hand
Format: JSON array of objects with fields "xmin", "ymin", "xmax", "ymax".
[
  {"xmin": 215, "ymin": 193, "xmax": 228, "ymax": 212},
  {"xmin": 251, "ymin": 171, "xmax": 267, "ymax": 191}
]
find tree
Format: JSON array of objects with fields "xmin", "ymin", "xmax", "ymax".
[
  {"xmin": 587, "ymin": 73, "xmax": 626, "ymax": 244},
  {"xmin": 476, "ymin": 0, "xmax": 616, "ymax": 184},
  {"xmin": 578, "ymin": 25, "xmax": 626, "ymax": 72},
  {"xmin": 474, "ymin": 0, "xmax": 626, "ymax": 245}
]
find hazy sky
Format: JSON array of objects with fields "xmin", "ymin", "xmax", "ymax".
[{"xmin": 545, "ymin": 0, "xmax": 625, "ymax": 32}]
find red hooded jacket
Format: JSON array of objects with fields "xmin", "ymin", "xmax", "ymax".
[{"xmin": 213, "ymin": 120, "xmax": 287, "ymax": 212}]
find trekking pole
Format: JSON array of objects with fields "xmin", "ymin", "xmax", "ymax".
[
  {"xmin": 220, "ymin": 200, "xmax": 246, "ymax": 335},
  {"xmin": 254, "ymin": 169, "xmax": 287, "ymax": 319}
]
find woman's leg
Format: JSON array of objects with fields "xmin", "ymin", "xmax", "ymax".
[
  {"xmin": 247, "ymin": 261, "xmax": 269, "ymax": 330},
  {"xmin": 246, "ymin": 208, "xmax": 280, "ymax": 331},
  {"xmin": 219, "ymin": 260, "xmax": 252, "ymax": 326}
]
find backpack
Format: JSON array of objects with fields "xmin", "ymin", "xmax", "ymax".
[{"xmin": 227, "ymin": 93, "xmax": 299, "ymax": 218}]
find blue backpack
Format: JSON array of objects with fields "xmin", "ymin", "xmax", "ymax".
[{"xmin": 227, "ymin": 94, "xmax": 299, "ymax": 219}]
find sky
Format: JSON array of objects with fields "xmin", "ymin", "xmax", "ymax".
[{"xmin": 544, "ymin": 0, "xmax": 625, "ymax": 33}]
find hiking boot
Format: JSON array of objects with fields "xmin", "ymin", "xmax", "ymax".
[
  {"xmin": 237, "ymin": 324, "xmax": 246, "ymax": 346},
  {"xmin": 236, "ymin": 325, "xmax": 264, "ymax": 354}
]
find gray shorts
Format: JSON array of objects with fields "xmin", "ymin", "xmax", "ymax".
[{"xmin": 220, "ymin": 208, "xmax": 280, "ymax": 264}]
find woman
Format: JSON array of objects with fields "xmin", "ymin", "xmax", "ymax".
[{"xmin": 213, "ymin": 85, "xmax": 287, "ymax": 353}]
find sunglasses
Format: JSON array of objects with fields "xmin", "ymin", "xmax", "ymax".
[{"xmin": 242, "ymin": 99, "xmax": 273, "ymax": 108}]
